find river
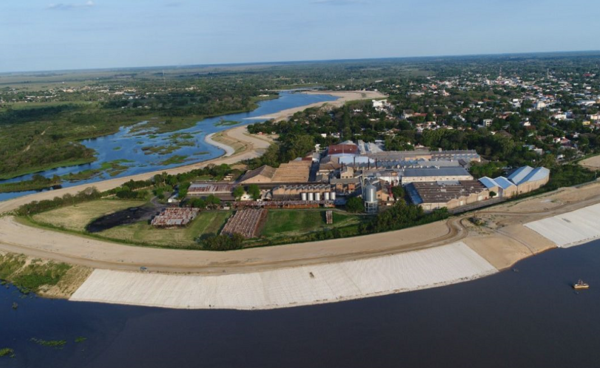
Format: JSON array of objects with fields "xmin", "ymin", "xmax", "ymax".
[
  {"xmin": 1, "ymin": 240, "xmax": 599, "ymax": 368},
  {"xmin": 0, "ymin": 91, "xmax": 338, "ymax": 202}
]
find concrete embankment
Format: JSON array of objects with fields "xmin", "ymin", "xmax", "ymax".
[
  {"xmin": 70, "ymin": 241, "xmax": 497, "ymax": 310},
  {"xmin": 525, "ymin": 203, "xmax": 600, "ymax": 248}
]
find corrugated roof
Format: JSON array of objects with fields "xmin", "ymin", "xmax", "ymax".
[
  {"xmin": 522, "ymin": 167, "xmax": 550, "ymax": 183},
  {"xmin": 404, "ymin": 167, "xmax": 471, "ymax": 177},
  {"xmin": 494, "ymin": 176, "xmax": 516, "ymax": 189},
  {"xmin": 508, "ymin": 166, "xmax": 534, "ymax": 185},
  {"xmin": 479, "ymin": 177, "xmax": 498, "ymax": 189}
]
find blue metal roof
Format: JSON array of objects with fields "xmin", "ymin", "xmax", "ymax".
[
  {"xmin": 522, "ymin": 167, "xmax": 550, "ymax": 183},
  {"xmin": 406, "ymin": 183, "xmax": 424, "ymax": 204},
  {"xmin": 508, "ymin": 166, "xmax": 534, "ymax": 185},
  {"xmin": 479, "ymin": 177, "xmax": 499, "ymax": 189},
  {"xmin": 508, "ymin": 166, "xmax": 549, "ymax": 185},
  {"xmin": 494, "ymin": 177, "xmax": 516, "ymax": 189}
]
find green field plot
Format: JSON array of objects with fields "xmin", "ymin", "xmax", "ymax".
[
  {"xmin": 98, "ymin": 211, "xmax": 232, "ymax": 248},
  {"xmin": 32, "ymin": 200, "xmax": 145, "ymax": 232},
  {"xmin": 261, "ymin": 209, "xmax": 361, "ymax": 239}
]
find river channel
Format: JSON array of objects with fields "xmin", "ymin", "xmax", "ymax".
[{"xmin": 0, "ymin": 91, "xmax": 337, "ymax": 202}]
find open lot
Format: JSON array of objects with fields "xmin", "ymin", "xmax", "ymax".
[
  {"xmin": 32, "ymin": 199, "xmax": 145, "ymax": 232},
  {"xmin": 261, "ymin": 209, "xmax": 362, "ymax": 239},
  {"xmin": 580, "ymin": 155, "xmax": 600, "ymax": 171},
  {"xmin": 98, "ymin": 211, "xmax": 232, "ymax": 248}
]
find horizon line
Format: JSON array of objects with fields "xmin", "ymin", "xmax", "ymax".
[{"xmin": 2, "ymin": 49, "xmax": 600, "ymax": 76}]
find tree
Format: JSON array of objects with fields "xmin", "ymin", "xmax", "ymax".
[
  {"xmin": 205, "ymin": 195, "xmax": 221, "ymax": 209},
  {"xmin": 248, "ymin": 184, "xmax": 261, "ymax": 200},
  {"xmin": 345, "ymin": 197, "xmax": 364, "ymax": 213},
  {"xmin": 489, "ymin": 191, "xmax": 497, "ymax": 198},
  {"xmin": 233, "ymin": 186, "xmax": 245, "ymax": 200},
  {"xmin": 199, "ymin": 233, "xmax": 245, "ymax": 251},
  {"xmin": 190, "ymin": 198, "xmax": 206, "ymax": 209},
  {"xmin": 391, "ymin": 186, "xmax": 405, "ymax": 201}
]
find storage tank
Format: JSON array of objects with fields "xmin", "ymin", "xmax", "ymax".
[
  {"xmin": 364, "ymin": 183, "xmax": 377, "ymax": 204},
  {"xmin": 330, "ymin": 192, "xmax": 336, "ymax": 200},
  {"xmin": 324, "ymin": 192, "xmax": 330, "ymax": 201},
  {"xmin": 301, "ymin": 192, "xmax": 307, "ymax": 201},
  {"xmin": 315, "ymin": 193, "xmax": 321, "ymax": 201},
  {"xmin": 308, "ymin": 192, "xmax": 314, "ymax": 201}
]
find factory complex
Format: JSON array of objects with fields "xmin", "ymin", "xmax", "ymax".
[{"xmin": 151, "ymin": 141, "xmax": 550, "ymax": 237}]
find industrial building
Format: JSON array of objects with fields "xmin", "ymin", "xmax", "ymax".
[
  {"xmin": 188, "ymin": 183, "xmax": 235, "ymax": 200},
  {"xmin": 327, "ymin": 143, "xmax": 359, "ymax": 157},
  {"xmin": 479, "ymin": 177, "xmax": 517, "ymax": 198},
  {"xmin": 401, "ymin": 167, "xmax": 474, "ymax": 184},
  {"xmin": 407, "ymin": 181, "xmax": 490, "ymax": 211},
  {"xmin": 479, "ymin": 166, "xmax": 549, "ymax": 198},
  {"xmin": 271, "ymin": 184, "xmax": 335, "ymax": 202},
  {"xmin": 240, "ymin": 160, "xmax": 311, "ymax": 184},
  {"xmin": 239, "ymin": 165, "xmax": 277, "ymax": 184},
  {"xmin": 507, "ymin": 166, "xmax": 551, "ymax": 194}
]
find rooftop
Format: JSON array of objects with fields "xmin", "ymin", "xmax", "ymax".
[
  {"xmin": 404, "ymin": 167, "xmax": 472, "ymax": 178},
  {"xmin": 408, "ymin": 181, "xmax": 488, "ymax": 204}
]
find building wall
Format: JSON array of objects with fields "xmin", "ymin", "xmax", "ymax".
[
  {"xmin": 500, "ymin": 185, "xmax": 518, "ymax": 198},
  {"xmin": 419, "ymin": 189, "xmax": 490, "ymax": 212},
  {"xmin": 516, "ymin": 176, "xmax": 550, "ymax": 194},
  {"xmin": 402, "ymin": 174, "xmax": 474, "ymax": 184}
]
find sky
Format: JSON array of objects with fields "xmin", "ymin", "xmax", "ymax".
[{"xmin": 1, "ymin": 0, "xmax": 600, "ymax": 72}]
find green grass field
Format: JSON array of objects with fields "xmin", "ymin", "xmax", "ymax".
[
  {"xmin": 32, "ymin": 199, "xmax": 145, "ymax": 232},
  {"xmin": 261, "ymin": 209, "xmax": 360, "ymax": 239},
  {"xmin": 98, "ymin": 211, "xmax": 232, "ymax": 248}
]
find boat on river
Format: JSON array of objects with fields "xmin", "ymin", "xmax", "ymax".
[{"xmin": 573, "ymin": 279, "xmax": 589, "ymax": 290}]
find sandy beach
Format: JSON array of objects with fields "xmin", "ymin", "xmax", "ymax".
[
  {"xmin": 255, "ymin": 90, "xmax": 387, "ymax": 121},
  {"xmin": 0, "ymin": 125, "xmax": 270, "ymax": 215}
]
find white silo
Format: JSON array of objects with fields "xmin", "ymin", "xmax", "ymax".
[
  {"xmin": 330, "ymin": 192, "xmax": 336, "ymax": 200},
  {"xmin": 324, "ymin": 192, "xmax": 330, "ymax": 201},
  {"xmin": 364, "ymin": 183, "xmax": 378, "ymax": 213},
  {"xmin": 308, "ymin": 192, "xmax": 314, "ymax": 201},
  {"xmin": 301, "ymin": 192, "xmax": 307, "ymax": 201},
  {"xmin": 315, "ymin": 193, "xmax": 321, "ymax": 201}
]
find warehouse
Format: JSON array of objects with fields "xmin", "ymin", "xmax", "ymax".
[
  {"xmin": 188, "ymin": 183, "xmax": 235, "ymax": 200},
  {"xmin": 508, "ymin": 166, "xmax": 550, "ymax": 194},
  {"xmin": 407, "ymin": 180, "xmax": 490, "ymax": 211},
  {"xmin": 239, "ymin": 160, "xmax": 312, "ymax": 184},
  {"xmin": 239, "ymin": 165, "xmax": 276, "ymax": 184},
  {"xmin": 478, "ymin": 177, "xmax": 517, "ymax": 198},
  {"xmin": 401, "ymin": 167, "xmax": 473, "ymax": 184},
  {"xmin": 271, "ymin": 160, "xmax": 312, "ymax": 183}
]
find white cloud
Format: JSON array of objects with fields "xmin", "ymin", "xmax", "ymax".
[{"xmin": 47, "ymin": 1, "xmax": 95, "ymax": 10}]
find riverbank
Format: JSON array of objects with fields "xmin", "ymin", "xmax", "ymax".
[
  {"xmin": 0, "ymin": 125, "xmax": 268, "ymax": 215},
  {"xmin": 70, "ymin": 242, "xmax": 497, "ymax": 310},
  {"xmin": 1, "ymin": 89, "xmax": 600, "ymax": 308},
  {"xmin": 0, "ymin": 180, "xmax": 599, "ymax": 307},
  {"xmin": 254, "ymin": 90, "xmax": 387, "ymax": 121},
  {"xmin": 0, "ymin": 251, "xmax": 91, "ymax": 298}
]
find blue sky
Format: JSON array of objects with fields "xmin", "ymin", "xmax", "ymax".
[{"xmin": 1, "ymin": 0, "xmax": 599, "ymax": 72}]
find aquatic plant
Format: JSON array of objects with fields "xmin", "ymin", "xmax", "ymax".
[
  {"xmin": 0, "ymin": 348, "xmax": 15, "ymax": 358},
  {"xmin": 30, "ymin": 338, "xmax": 67, "ymax": 349}
]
